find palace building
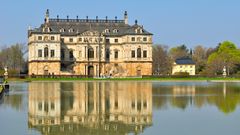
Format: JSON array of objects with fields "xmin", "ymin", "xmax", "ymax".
[{"xmin": 28, "ymin": 10, "xmax": 153, "ymax": 77}]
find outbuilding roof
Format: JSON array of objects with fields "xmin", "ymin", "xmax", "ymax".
[{"xmin": 175, "ymin": 57, "xmax": 195, "ymax": 65}]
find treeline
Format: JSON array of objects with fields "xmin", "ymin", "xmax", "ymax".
[
  {"xmin": 0, "ymin": 43, "xmax": 27, "ymax": 76},
  {"xmin": 153, "ymin": 41, "xmax": 240, "ymax": 76}
]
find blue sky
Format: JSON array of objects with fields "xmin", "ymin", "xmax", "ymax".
[{"xmin": 0, "ymin": 0, "xmax": 240, "ymax": 48}]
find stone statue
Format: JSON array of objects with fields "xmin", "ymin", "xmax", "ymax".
[
  {"xmin": 223, "ymin": 66, "xmax": 227, "ymax": 77},
  {"xmin": 4, "ymin": 66, "xmax": 8, "ymax": 79}
]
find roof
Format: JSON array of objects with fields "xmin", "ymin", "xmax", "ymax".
[
  {"xmin": 175, "ymin": 57, "xmax": 195, "ymax": 65},
  {"xmin": 29, "ymin": 16, "xmax": 152, "ymax": 36}
]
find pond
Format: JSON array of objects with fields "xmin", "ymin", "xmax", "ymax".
[{"xmin": 0, "ymin": 81, "xmax": 240, "ymax": 135}]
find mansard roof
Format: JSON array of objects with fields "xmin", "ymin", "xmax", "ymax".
[{"xmin": 29, "ymin": 16, "xmax": 152, "ymax": 37}]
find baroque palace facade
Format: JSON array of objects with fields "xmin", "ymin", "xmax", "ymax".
[{"xmin": 28, "ymin": 10, "xmax": 153, "ymax": 77}]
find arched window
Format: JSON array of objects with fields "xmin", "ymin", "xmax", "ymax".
[
  {"xmin": 60, "ymin": 28, "xmax": 65, "ymax": 32},
  {"xmin": 44, "ymin": 46, "xmax": 49, "ymax": 57},
  {"xmin": 105, "ymin": 29, "xmax": 110, "ymax": 33},
  {"xmin": 88, "ymin": 47, "xmax": 94, "ymax": 59},
  {"xmin": 137, "ymin": 48, "xmax": 141, "ymax": 58},
  {"xmin": 113, "ymin": 29, "xmax": 119, "ymax": 33},
  {"xmin": 69, "ymin": 28, "xmax": 74, "ymax": 33}
]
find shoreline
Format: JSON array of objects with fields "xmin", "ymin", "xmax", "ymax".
[{"xmin": 7, "ymin": 77, "xmax": 240, "ymax": 83}]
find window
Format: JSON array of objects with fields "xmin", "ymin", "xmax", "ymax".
[
  {"xmin": 38, "ymin": 36, "xmax": 42, "ymax": 40},
  {"xmin": 69, "ymin": 38, "xmax": 73, "ymax": 42},
  {"xmin": 143, "ymin": 50, "xmax": 147, "ymax": 58},
  {"xmin": 88, "ymin": 48, "xmax": 94, "ymax": 59},
  {"xmin": 105, "ymin": 29, "xmax": 110, "ymax": 33},
  {"xmin": 131, "ymin": 37, "xmax": 135, "ymax": 41},
  {"xmin": 131, "ymin": 50, "xmax": 135, "ymax": 58},
  {"xmin": 79, "ymin": 38, "xmax": 82, "ymax": 42},
  {"xmin": 114, "ymin": 38, "xmax": 118, "ymax": 43},
  {"xmin": 113, "ymin": 29, "xmax": 119, "ymax": 33},
  {"xmin": 180, "ymin": 66, "xmax": 182, "ymax": 68},
  {"xmin": 106, "ymin": 39, "xmax": 110, "ymax": 43},
  {"xmin": 51, "ymin": 102, "xmax": 55, "ymax": 110},
  {"xmin": 61, "ymin": 38, "xmax": 64, "ymax": 42},
  {"xmin": 60, "ymin": 28, "xmax": 65, "ymax": 32},
  {"xmin": 38, "ymin": 49, "xmax": 42, "ymax": 57},
  {"xmin": 38, "ymin": 102, "xmax": 42, "ymax": 111},
  {"xmin": 69, "ymin": 28, "xmax": 74, "ymax": 33},
  {"xmin": 137, "ymin": 48, "xmax": 141, "ymax": 58},
  {"xmin": 114, "ymin": 50, "xmax": 118, "ymax": 59},
  {"xmin": 44, "ymin": 46, "xmax": 49, "ymax": 57},
  {"xmin": 106, "ymin": 49, "xmax": 110, "ymax": 60},
  {"xmin": 50, "ymin": 50, "xmax": 55, "ymax": 57},
  {"xmin": 50, "ymin": 36, "xmax": 55, "ymax": 41},
  {"xmin": 79, "ymin": 51, "xmax": 82, "ymax": 58},
  {"xmin": 143, "ymin": 37, "xmax": 147, "ymax": 42},
  {"xmin": 69, "ymin": 50, "xmax": 74, "ymax": 60},
  {"xmin": 190, "ymin": 66, "xmax": 192, "ymax": 68},
  {"xmin": 61, "ymin": 49, "xmax": 65, "ymax": 59}
]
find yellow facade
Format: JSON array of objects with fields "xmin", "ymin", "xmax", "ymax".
[
  {"xmin": 28, "ymin": 11, "xmax": 153, "ymax": 77},
  {"xmin": 172, "ymin": 62, "xmax": 196, "ymax": 75}
]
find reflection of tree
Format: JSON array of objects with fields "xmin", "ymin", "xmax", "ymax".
[
  {"xmin": 152, "ymin": 83, "xmax": 240, "ymax": 114},
  {"xmin": 4, "ymin": 94, "xmax": 23, "ymax": 111}
]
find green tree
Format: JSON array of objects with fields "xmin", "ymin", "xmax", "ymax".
[{"xmin": 207, "ymin": 41, "xmax": 240, "ymax": 75}]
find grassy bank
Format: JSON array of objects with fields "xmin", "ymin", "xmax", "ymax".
[{"xmin": 7, "ymin": 77, "xmax": 240, "ymax": 82}]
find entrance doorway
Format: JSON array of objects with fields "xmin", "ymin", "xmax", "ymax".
[{"xmin": 88, "ymin": 66, "xmax": 94, "ymax": 77}]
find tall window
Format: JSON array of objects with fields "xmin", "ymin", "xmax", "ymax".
[
  {"xmin": 44, "ymin": 46, "xmax": 49, "ymax": 57},
  {"xmin": 88, "ymin": 48, "xmax": 94, "ymax": 59},
  {"xmin": 137, "ymin": 48, "xmax": 141, "ymax": 58},
  {"xmin": 114, "ymin": 39, "xmax": 118, "ymax": 43},
  {"xmin": 106, "ymin": 49, "xmax": 110, "ymax": 60},
  {"xmin": 61, "ymin": 49, "xmax": 65, "ymax": 59},
  {"xmin": 143, "ymin": 50, "xmax": 147, "ymax": 58},
  {"xmin": 69, "ymin": 50, "xmax": 74, "ymax": 60},
  {"xmin": 50, "ymin": 50, "xmax": 55, "ymax": 57},
  {"xmin": 38, "ymin": 49, "xmax": 42, "ymax": 57},
  {"xmin": 131, "ymin": 50, "xmax": 135, "ymax": 58},
  {"xmin": 114, "ymin": 50, "xmax": 118, "ymax": 59}
]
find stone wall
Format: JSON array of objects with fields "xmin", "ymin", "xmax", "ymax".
[{"xmin": 29, "ymin": 62, "xmax": 60, "ymax": 75}]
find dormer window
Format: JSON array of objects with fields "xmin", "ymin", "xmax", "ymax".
[
  {"xmin": 113, "ymin": 29, "xmax": 119, "ymax": 33},
  {"xmin": 105, "ymin": 29, "xmax": 110, "ymax": 33},
  {"xmin": 135, "ymin": 28, "xmax": 143, "ymax": 34},
  {"xmin": 60, "ymin": 28, "xmax": 65, "ymax": 32},
  {"xmin": 69, "ymin": 28, "xmax": 74, "ymax": 33}
]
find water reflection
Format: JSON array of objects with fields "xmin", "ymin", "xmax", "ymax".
[
  {"xmin": 28, "ymin": 82, "xmax": 152, "ymax": 135},
  {"xmin": 152, "ymin": 82, "xmax": 240, "ymax": 113}
]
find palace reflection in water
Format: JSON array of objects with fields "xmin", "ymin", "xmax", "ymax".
[{"xmin": 28, "ymin": 82, "xmax": 152, "ymax": 135}]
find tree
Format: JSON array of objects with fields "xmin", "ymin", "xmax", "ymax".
[
  {"xmin": 207, "ymin": 41, "xmax": 240, "ymax": 75},
  {"xmin": 192, "ymin": 45, "xmax": 208, "ymax": 74},
  {"xmin": 0, "ymin": 43, "xmax": 27, "ymax": 75},
  {"xmin": 152, "ymin": 44, "xmax": 171, "ymax": 75},
  {"xmin": 169, "ymin": 44, "xmax": 189, "ymax": 60}
]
